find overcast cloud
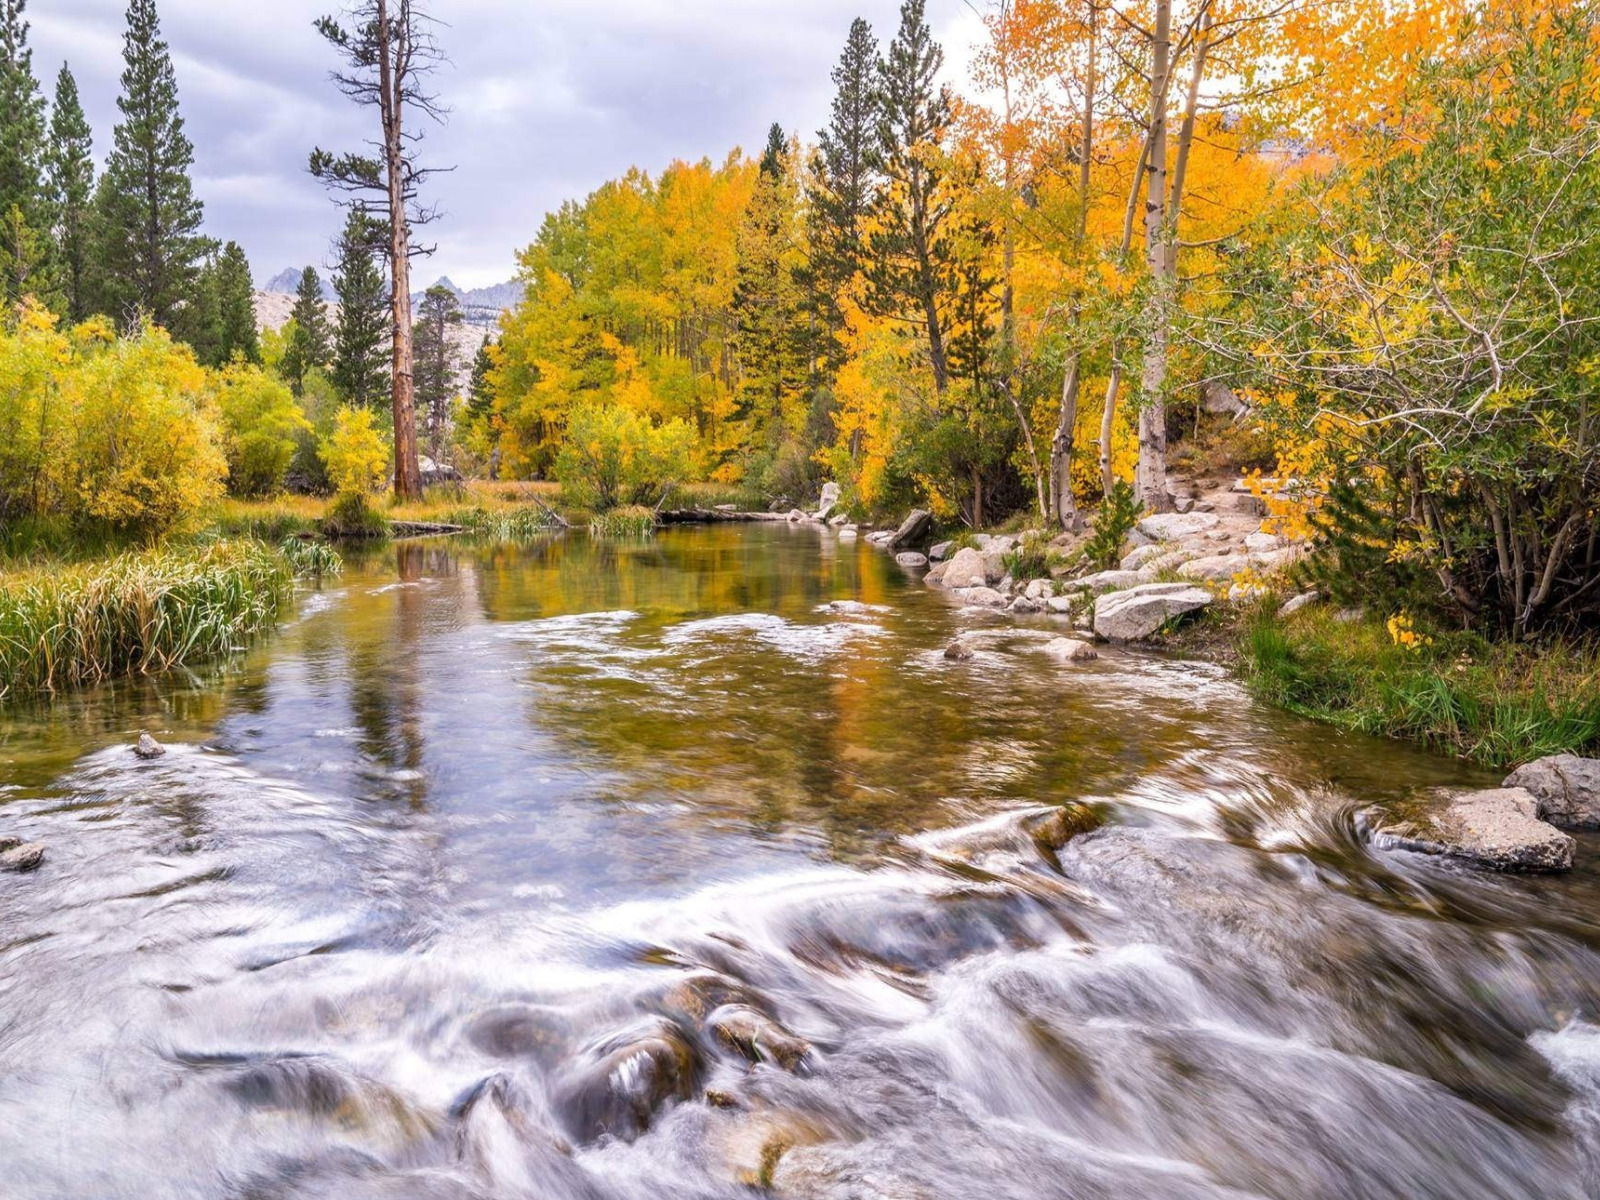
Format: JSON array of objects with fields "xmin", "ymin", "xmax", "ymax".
[{"xmin": 32, "ymin": 1, "xmax": 981, "ymax": 290}]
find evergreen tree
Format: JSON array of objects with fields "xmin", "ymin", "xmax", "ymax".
[
  {"xmin": 805, "ymin": 18, "xmax": 880, "ymax": 372},
  {"xmin": 183, "ymin": 240, "xmax": 257, "ymax": 366},
  {"xmin": 0, "ymin": 0, "xmax": 43, "ymax": 223},
  {"xmin": 330, "ymin": 208, "xmax": 389, "ymax": 410},
  {"xmin": 96, "ymin": 0, "xmax": 206, "ymax": 327},
  {"xmin": 467, "ymin": 334, "xmax": 495, "ymax": 425},
  {"xmin": 867, "ymin": 0, "xmax": 955, "ymax": 392},
  {"xmin": 44, "ymin": 63, "xmax": 94, "ymax": 321},
  {"xmin": 0, "ymin": 0, "xmax": 47, "ymax": 305},
  {"xmin": 413, "ymin": 283, "xmax": 462, "ymax": 457},
  {"xmin": 282, "ymin": 265, "xmax": 331, "ymax": 396},
  {"xmin": 732, "ymin": 124, "xmax": 809, "ymax": 468}
]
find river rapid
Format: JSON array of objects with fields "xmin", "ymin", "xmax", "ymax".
[{"xmin": 4, "ymin": 525, "xmax": 1600, "ymax": 1199}]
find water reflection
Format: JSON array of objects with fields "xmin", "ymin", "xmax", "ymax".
[{"xmin": 1, "ymin": 525, "xmax": 1595, "ymax": 1199}]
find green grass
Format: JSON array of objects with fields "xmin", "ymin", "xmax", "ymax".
[
  {"xmin": 0, "ymin": 542, "xmax": 293, "ymax": 698},
  {"xmin": 277, "ymin": 537, "xmax": 343, "ymax": 578},
  {"xmin": 320, "ymin": 493, "xmax": 391, "ymax": 541},
  {"xmin": 441, "ymin": 505, "xmax": 562, "ymax": 539},
  {"xmin": 590, "ymin": 505, "xmax": 657, "ymax": 538},
  {"xmin": 1239, "ymin": 606, "xmax": 1600, "ymax": 767}
]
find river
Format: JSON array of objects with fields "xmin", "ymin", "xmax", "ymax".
[{"xmin": 3, "ymin": 524, "xmax": 1599, "ymax": 1199}]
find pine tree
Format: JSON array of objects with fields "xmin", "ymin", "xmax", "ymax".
[
  {"xmin": 413, "ymin": 283, "xmax": 462, "ymax": 458},
  {"xmin": 330, "ymin": 208, "xmax": 389, "ymax": 410},
  {"xmin": 183, "ymin": 240, "xmax": 257, "ymax": 366},
  {"xmin": 0, "ymin": 0, "xmax": 47, "ymax": 305},
  {"xmin": 282, "ymin": 265, "xmax": 331, "ymax": 396},
  {"xmin": 0, "ymin": 0, "xmax": 44, "ymax": 223},
  {"xmin": 96, "ymin": 0, "xmax": 206, "ymax": 327},
  {"xmin": 805, "ymin": 18, "xmax": 880, "ymax": 373},
  {"xmin": 44, "ymin": 63, "xmax": 94, "ymax": 321},
  {"xmin": 868, "ymin": 0, "xmax": 955, "ymax": 392},
  {"xmin": 466, "ymin": 334, "xmax": 495, "ymax": 424},
  {"xmin": 733, "ymin": 124, "xmax": 808, "ymax": 464}
]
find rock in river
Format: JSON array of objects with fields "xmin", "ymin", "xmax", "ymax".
[
  {"xmin": 1503, "ymin": 755, "xmax": 1600, "ymax": 828},
  {"xmin": 1093, "ymin": 583, "xmax": 1212, "ymax": 641},
  {"xmin": 1042, "ymin": 637, "xmax": 1098, "ymax": 663},
  {"xmin": 895, "ymin": 551, "xmax": 928, "ymax": 568},
  {"xmin": 707, "ymin": 1005, "xmax": 811, "ymax": 1072},
  {"xmin": 885, "ymin": 509, "xmax": 933, "ymax": 551},
  {"xmin": 942, "ymin": 547, "xmax": 989, "ymax": 589},
  {"xmin": 943, "ymin": 639, "xmax": 975, "ymax": 661},
  {"xmin": 954, "ymin": 586, "xmax": 1009, "ymax": 609},
  {"xmin": 133, "ymin": 731, "xmax": 165, "ymax": 759},
  {"xmin": 1366, "ymin": 787, "xmax": 1574, "ymax": 872},
  {"xmin": 551, "ymin": 1016, "xmax": 701, "ymax": 1143},
  {"xmin": 1, "ymin": 837, "xmax": 44, "ymax": 872}
]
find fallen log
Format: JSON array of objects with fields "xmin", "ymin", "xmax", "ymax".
[
  {"xmin": 389, "ymin": 520, "xmax": 466, "ymax": 537},
  {"xmin": 656, "ymin": 509, "xmax": 796, "ymax": 525}
]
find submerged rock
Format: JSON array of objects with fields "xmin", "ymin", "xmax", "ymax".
[
  {"xmin": 133, "ymin": 731, "xmax": 166, "ymax": 759},
  {"xmin": 895, "ymin": 551, "xmax": 928, "ymax": 569},
  {"xmin": 943, "ymin": 640, "xmax": 975, "ymax": 661},
  {"xmin": 707, "ymin": 1005, "xmax": 811, "ymax": 1072},
  {"xmin": 0, "ymin": 839, "xmax": 44, "ymax": 872},
  {"xmin": 550, "ymin": 1017, "xmax": 700, "ymax": 1144},
  {"xmin": 1366, "ymin": 787, "xmax": 1574, "ymax": 872},
  {"xmin": 1092, "ymin": 583, "xmax": 1212, "ymax": 641},
  {"xmin": 912, "ymin": 804, "xmax": 1101, "ymax": 877},
  {"xmin": 1042, "ymin": 637, "xmax": 1098, "ymax": 663},
  {"xmin": 1503, "ymin": 755, "xmax": 1600, "ymax": 829}
]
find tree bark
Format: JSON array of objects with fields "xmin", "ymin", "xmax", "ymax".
[
  {"xmin": 378, "ymin": 0, "xmax": 422, "ymax": 501},
  {"xmin": 1136, "ymin": 0, "xmax": 1174, "ymax": 514}
]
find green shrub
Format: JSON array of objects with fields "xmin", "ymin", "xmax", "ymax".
[
  {"xmin": 215, "ymin": 363, "xmax": 310, "ymax": 497},
  {"xmin": 1002, "ymin": 531, "xmax": 1056, "ymax": 581},
  {"xmin": 320, "ymin": 492, "xmax": 389, "ymax": 540},
  {"xmin": 554, "ymin": 403, "xmax": 693, "ymax": 511},
  {"xmin": 1082, "ymin": 481, "xmax": 1141, "ymax": 569}
]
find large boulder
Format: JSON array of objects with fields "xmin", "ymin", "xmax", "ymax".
[
  {"xmin": 1093, "ymin": 583, "xmax": 1212, "ymax": 641},
  {"xmin": 1177, "ymin": 554, "xmax": 1247, "ymax": 583},
  {"xmin": 1061, "ymin": 569, "xmax": 1146, "ymax": 596},
  {"xmin": 1137, "ymin": 512, "xmax": 1219, "ymax": 541},
  {"xmin": 942, "ymin": 547, "xmax": 988, "ymax": 589},
  {"xmin": 954, "ymin": 586, "xmax": 1009, "ymax": 608},
  {"xmin": 1365, "ymin": 787, "xmax": 1574, "ymax": 872},
  {"xmin": 1503, "ymin": 755, "xmax": 1600, "ymax": 828},
  {"xmin": 885, "ymin": 509, "xmax": 933, "ymax": 550}
]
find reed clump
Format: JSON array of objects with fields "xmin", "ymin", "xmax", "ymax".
[
  {"xmin": 590, "ymin": 505, "xmax": 657, "ymax": 538},
  {"xmin": 0, "ymin": 542, "xmax": 292, "ymax": 697}
]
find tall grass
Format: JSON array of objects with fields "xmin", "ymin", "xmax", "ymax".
[
  {"xmin": 1240, "ymin": 607, "xmax": 1600, "ymax": 766},
  {"xmin": 0, "ymin": 542, "xmax": 292, "ymax": 698},
  {"xmin": 443, "ymin": 505, "xmax": 562, "ymax": 539},
  {"xmin": 277, "ymin": 537, "xmax": 343, "ymax": 578},
  {"xmin": 590, "ymin": 505, "xmax": 657, "ymax": 538}
]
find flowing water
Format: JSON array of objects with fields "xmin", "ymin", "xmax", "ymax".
[{"xmin": 4, "ymin": 525, "xmax": 1600, "ymax": 1200}]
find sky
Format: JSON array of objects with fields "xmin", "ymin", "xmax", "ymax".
[{"xmin": 32, "ymin": 0, "xmax": 983, "ymax": 290}]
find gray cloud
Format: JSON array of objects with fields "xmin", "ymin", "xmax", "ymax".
[{"xmin": 32, "ymin": 0, "xmax": 980, "ymax": 288}]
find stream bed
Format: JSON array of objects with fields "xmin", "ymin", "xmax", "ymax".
[{"xmin": 3, "ymin": 524, "xmax": 1600, "ymax": 1199}]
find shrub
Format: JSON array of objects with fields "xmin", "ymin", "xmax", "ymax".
[
  {"xmin": 1082, "ymin": 481, "xmax": 1141, "ymax": 570},
  {"xmin": 322, "ymin": 405, "xmax": 390, "ymax": 499},
  {"xmin": 554, "ymin": 402, "xmax": 693, "ymax": 511},
  {"xmin": 1002, "ymin": 531, "xmax": 1057, "ymax": 581},
  {"xmin": 0, "ymin": 306, "xmax": 228, "ymax": 539},
  {"xmin": 321, "ymin": 491, "xmax": 389, "ymax": 540},
  {"xmin": 215, "ymin": 364, "xmax": 310, "ymax": 497}
]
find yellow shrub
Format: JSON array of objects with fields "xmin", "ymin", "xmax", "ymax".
[
  {"xmin": 214, "ymin": 364, "xmax": 310, "ymax": 497},
  {"xmin": 322, "ymin": 405, "xmax": 391, "ymax": 498}
]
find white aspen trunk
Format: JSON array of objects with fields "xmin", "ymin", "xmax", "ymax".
[{"xmin": 1136, "ymin": 0, "xmax": 1173, "ymax": 514}]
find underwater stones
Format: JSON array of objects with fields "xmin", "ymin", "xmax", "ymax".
[
  {"xmin": 826, "ymin": 600, "xmax": 873, "ymax": 615},
  {"xmin": 1503, "ymin": 755, "xmax": 1600, "ymax": 829},
  {"xmin": 1042, "ymin": 637, "xmax": 1098, "ymax": 663},
  {"xmin": 1367, "ymin": 787, "xmax": 1574, "ymax": 872},
  {"xmin": 133, "ymin": 731, "xmax": 166, "ymax": 759},
  {"xmin": 895, "ymin": 552, "xmax": 928, "ymax": 569},
  {"xmin": 943, "ymin": 640, "xmax": 975, "ymax": 661},
  {"xmin": 708, "ymin": 1005, "xmax": 811, "ymax": 1072},
  {"xmin": 942, "ymin": 547, "xmax": 988, "ymax": 589},
  {"xmin": 0, "ymin": 838, "xmax": 44, "ymax": 872},
  {"xmin": 913, "ymin": 804, "xmax": 1100, "ymax": 876},
  {"xmin": 1092, "ymin": 583, "xmax": 1213, "ymax": 641},
  {"xmin": 550, "ymin": 1016, "xmax": 700, "ymax": 1144}
]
